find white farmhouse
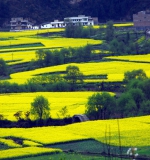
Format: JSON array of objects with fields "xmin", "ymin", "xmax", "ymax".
[
  {"xmin": 64, "ymin": 15, "xmax": 94, "ymax": 26},
  {"xmin": 32, "ymin": 25, "xmax": 40, "ymax": 30},
  {"xmin": 10, "ymin": 17, "xmax": 34, "ymax": 30},
  {"xmin": 40, "ymin": 20, "xmax": 66, "ymax": 29},
  {"xmin": 50, "ymin": 20, "xmax": 66, "ymax": 28},
  {"xmin": 40, "ymin": 22, "xmax": 51, "ymax": 29}
]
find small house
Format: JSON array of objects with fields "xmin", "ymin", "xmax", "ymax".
[
  {"xmin": 133, "ymin": 11, "xmax": 150, "ymax": 30},
  {"xmin": 10, "ymin": 17, "xmax": 34, "ymax": 31}
]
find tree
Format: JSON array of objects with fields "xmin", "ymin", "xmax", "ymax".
[
  {"xmin": 85, "ymin": 92, "xmax": 116, "ymax": 120},
  {"xmin": 83, "ymin": 44, "xmax": 92, "ymax": 61},
  {"xmin": 117, "ymin": 93, "xmax": 137, "ymax": 117},
  {"xmin": 0, "ymin": 58, "xmax": 9, "ymax": 76},
  {"xmin": 35, "ymin": 49, "xmax": 46, "ymax": 66},
  {"xmin": 53, "ymin": 50, "xmax": 64, "ymax": 65},
  {"xmin": 14, "ymin": 111, "xmax": 23, "ymax": 121},
  {"xmin": 44, "ymin": 50, "xmax": 54, "ymax": 66},
  {"xmin": 0, "ymin": 1, "xmax": 9, "ymax": 27},
  {"xmin": 123, "ymin": 69, "xmax": 148, "ymax": 83},
  {"xmin": 128, "ymin": 88, "xmax": 144, "ymax": 111},
  {"xmin": 30, "ymin": 95, "xmax": 50, "ymax": 120},
  {"xmin": 24, "ymin": 111, "xmax": 30, "ymax": 120},
  {"xmin": 105, "ymin": 21, "xmax": 114, "ymax": 41},
  {"xmin": 140, "ymin": 100, "xmax": 150, "ymax": 115},
  {"xmin": 65, "ymin": 65, "xmax": 84, "ymax": 90},
  {"xmin": 140, "ymin": 79, "xmax": 150, "ymax": 100},
  {"xmin": 65, "ymin": 21, "xmax": 84, "ymax": 38},
  {"xmin": 109, "ymin": 38, "xmax": 120, "ymax": 55},
  {"xmin": 0, "ymin": 114, "xmax": 4, "ymax": 120},
  {"xmin": 57, "ymin": 106, "xmax": 70, "ymax": 119}
]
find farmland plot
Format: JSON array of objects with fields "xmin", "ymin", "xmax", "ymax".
[
  {"xmin": 0, "ymin": 91, "xmax": 109, "ymax": 121},
  {"xmin": 0, "ymin": 29, "xmax": 64, "ymax": 38},
  {"xmin": 8, "ymin": 61, "xmax": 150, "ymax": 84},
  {"xmin": 0, "ymin": 37, "xmax": 102, "ymax": 65},
  {"xmin": 0, "ymin": 37, "xmax": 102, "ymax": 50},
  {"xmin": 0, "ymin": 115, "xmax": 149, "ymax": 147},
  {"xmin": 105, "ymin": 54, "xmax": 150, "ymax": 63},
  {"xmin": 0, "ymin": 147, "xmax": 61, "ymax": 160},
  {"xmin": 0, "ymin": 51, "xmax": 36, "ymax": 65}
]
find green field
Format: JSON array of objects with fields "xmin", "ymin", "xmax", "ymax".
[{"xmin": 16, "ymin": 152, "xmax": 128, "ymax": 160}]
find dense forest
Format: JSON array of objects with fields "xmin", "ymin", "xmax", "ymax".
[{"xmin": 0, "ymin": 0, "xmax": 150, "ymax": 27}]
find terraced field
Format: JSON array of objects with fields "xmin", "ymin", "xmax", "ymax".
[
  {"xmin": 7, "ymin": 61, "xmax": 150, "ymax": 84},
  {"xmin": 0, "ymin": 29, "xmax": 64, "ymax": 38},
  {"xmin": 0, "ymin": 91, "xmax": 115, "ymax": 121},
  {"xmin": 0, "ymin": 25, "xmax": 150, "ymax": 159},
  {"xmin": 105, "ymin": 54, "xmax": 150, "ymax": 63},
  {"xmin": 0, "ymin": 37, "xmax": 102, "ymax": 65},
  {"xmin": 0, "ymin": 115, "xmax": 150, "ymax": 159}
]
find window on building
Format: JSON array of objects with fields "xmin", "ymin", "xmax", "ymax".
[{"xmin": 83, "ymin": 18, "xmax": 88, "ymax": 21}]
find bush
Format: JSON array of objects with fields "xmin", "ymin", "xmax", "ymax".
[
  {"xmin": 52, "ymin": 81, "xmax": 70, "ymax": 91},
  {"xmin": 0, "ymin": 58, "xmax": 9, "ymax": 76},
  {"xmin": 85, "ymin": 92, "xmax": 116, "ymax": 120}
]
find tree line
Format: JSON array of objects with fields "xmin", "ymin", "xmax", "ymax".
[
  {"xmin": 0, "ymin": 65, "xmax": 85, "ymax": 93},
  {"xmin": 34, "ymin": 44, "xmax": 92, "ymax": 67},
  {"xmin": 86, "ymin": 69, "xmax": 150, "ymax": 120},
  {"xmin": 65, "ymin": 25, "xmax": 97, "ymax": 38},
  {"xmin": 95, "ymin": 21, "xmax": 150, "ymax": 55},
  {"xmin": 0, "ymin": 0, "xmax": 149, "ymax": 27}
]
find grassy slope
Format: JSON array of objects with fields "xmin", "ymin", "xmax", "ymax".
[{"xmin": 15, "ymin": 153, "xmax": 127, "ymax": 160}]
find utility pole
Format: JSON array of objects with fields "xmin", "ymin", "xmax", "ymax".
[{"xmin": 10, "ymin": 41, "xmax": 13, "ymax": 61}]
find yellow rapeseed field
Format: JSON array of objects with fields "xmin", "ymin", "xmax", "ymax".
[
  {"xmin": 8, "ymin": 61, "xmax": 150, "ymax": 84},
  {"xmin": 0, "ymin": 147, "xmax": 62, "ymax": 159},
  {"xmin": 0, "ymin": 138, "xmax": 21, "ymax": 148},
  {"xmin": 0, "ymin": 29, "xmax": 64, "ymax": 38},
  {"xmin": 0, "ymin": 37, "xmax": 102, "ymax": 65},
  {"xmin": 97, "ymin": 23, "xmax": 133, "ymax": 28},
  {"xmin": 105, "ymin": 54, "xmax": 150, "ymax": 63},
  {"xmin": 0, "ymin": 115, "xmax": 149, "ymax": 147},
  {"xmin": 0, "ymin": 91, "xmax": 110, "ymax": 120},
  {"xmin": 0, "ymin": 51, "xmax": 36, "ymax": 65},
  {"xmin": 0, "ymin": 37, "xmax": 101, "ymax": 48},
  {"xmin": 113, "ymin": 23, "xmax": 133, "ymax": 27},
  {"xmin": 23, "ymin": 140, "xmax": 43, "ymax": 147}
]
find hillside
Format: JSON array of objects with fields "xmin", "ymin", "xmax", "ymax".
[{"xmin": 0, "ymin": 0, "xmax": 150, "ymax": 27}]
